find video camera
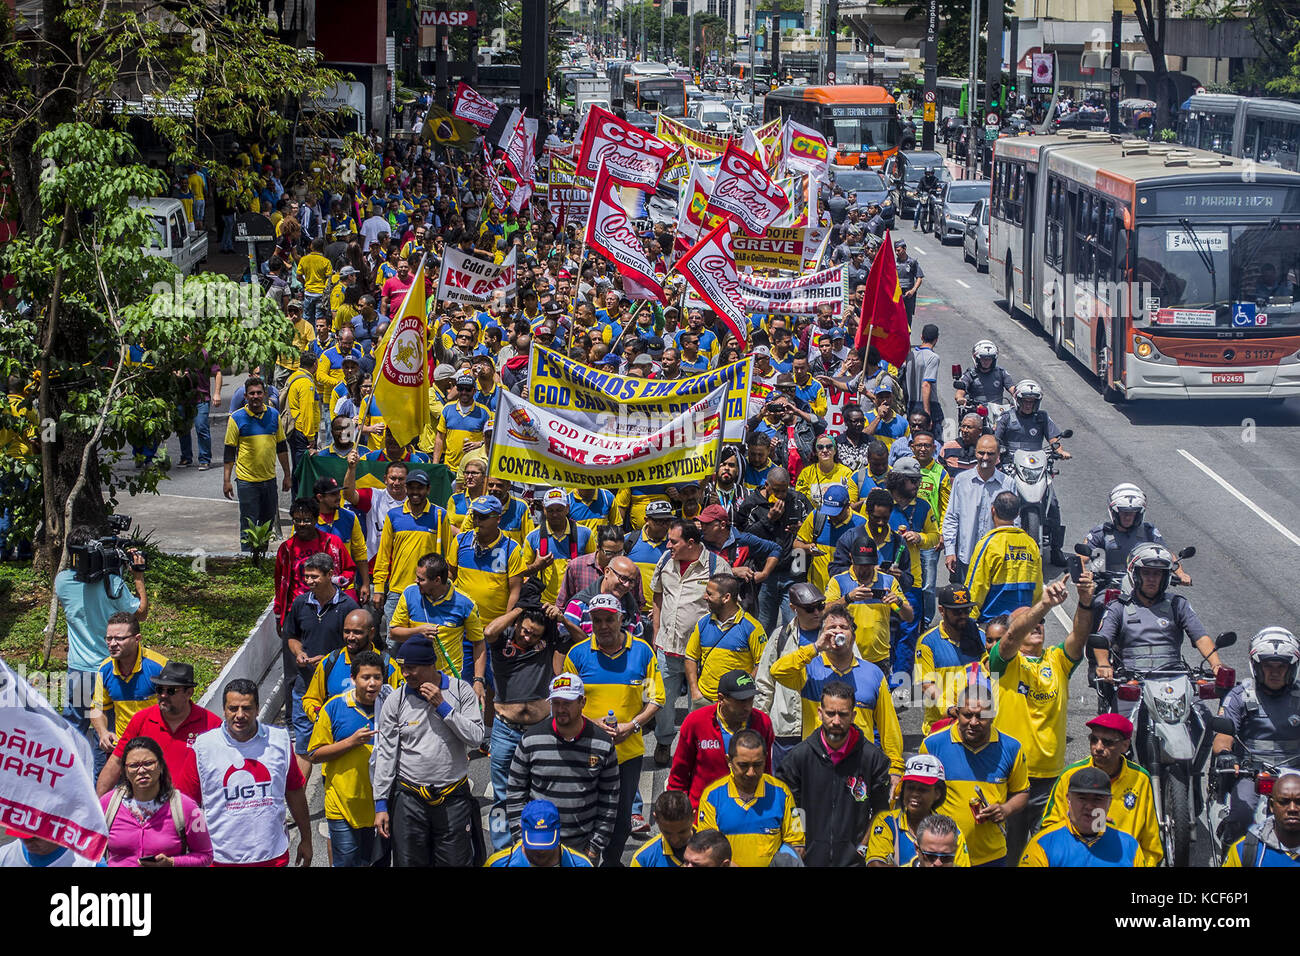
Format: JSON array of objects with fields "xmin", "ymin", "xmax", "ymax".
[{"xmin": 69, "ymin": 514, "xmax": 147, "ymax": 584}]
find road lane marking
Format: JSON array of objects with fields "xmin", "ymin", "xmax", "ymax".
[
  {"xmin": 1051, "ymin": 606, "xmax": 1073, "ymax": 631},
  {"xmin": 914, "ymin": 247, "xmax": 927, "ymax": 255},
  {"xmin": 1178, "ymin": 448, "xmax": 1300, "ymax": 548},
  {"xmin": 955, "ymin": 279, "xmax": 971, "ymax": 289}
]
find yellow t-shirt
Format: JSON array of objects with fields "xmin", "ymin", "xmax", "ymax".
[{"xmin": 987, "ymin": 641, "xmax": 1080, "ymax": 778}]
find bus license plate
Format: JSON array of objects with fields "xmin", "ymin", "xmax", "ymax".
[{"xmin": 1212, "ymin": 372, "xmax": 1245, "ymax": 384}]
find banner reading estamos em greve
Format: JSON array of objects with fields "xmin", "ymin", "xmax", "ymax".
[
  {"xmin": 489, "ymin": 385, "xmax": 730, "ymax": 489},
  {"xmin": 527, "ymin": 345, "xmax": 751, "ymax": 442}
]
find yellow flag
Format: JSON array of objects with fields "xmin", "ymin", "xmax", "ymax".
[{"xmin": 372, "ymin": 256, "xmax": 430, "ymax": 447}]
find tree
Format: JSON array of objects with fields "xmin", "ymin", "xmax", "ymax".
[
  {"xmin": 1130, "ymin": 0, "xmax": 1175, "ymax": 127},
  {"xmin": 878, "ymin": 0, "xmax": 1005, "ymax": 82},
  {"xmin": 0, "ymin": 0, "xmax": 339, "ymax": 570},
  {"xmin": 1182, "ymin": 0, "xmax": 1298, "ymax": 96}
]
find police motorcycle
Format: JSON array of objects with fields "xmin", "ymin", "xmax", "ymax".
[
  {"xmin": 998, "ymin": 431, "xmax": 1072, "ymax": 557},
  {"xmin": 1204, "ymin": 628, "xmax": 1300, "ymax": 866},
  {"xmin": 915, "ymin": 182, "xmax": 944, "ymax": 234},
  {"xmin": 1089, "ymin": 625, "xmax": 1237, "ymax": 867}
]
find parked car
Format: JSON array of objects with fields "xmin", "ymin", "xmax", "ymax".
[
  {"xmin": 696, "ymin": 102, "xmax": 733, "ymax": 132},
  {"xmin": 132, "ymin": 197, "xmax": 207, "ymax": 276},
  {"xmin": 962, "ymin": 197, "xmax": 989, "ymax": 272},
  {"xmin": 933, "ymin": 179, "xmax": 990, "ymax": 243}
]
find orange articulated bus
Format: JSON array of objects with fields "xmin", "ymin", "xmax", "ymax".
[{"xmin": 762, "ymin": 85, "xmax": 902, "ymax": 169}]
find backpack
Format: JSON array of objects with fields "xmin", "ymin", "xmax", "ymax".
[
  {"xmin": 323, "ymin": 647, "xmax": 393, "ymax": 682},
  {"xmin": 279, "ymin": 370, "xmax": 309, "ymax": 437},
  {"xmin": 105, "ymin": 787, "xmax": 188, "ymax": 856},
  {"xmin": 1239, "ymin": 833, "xmax": 1260, "ymax": 867}
]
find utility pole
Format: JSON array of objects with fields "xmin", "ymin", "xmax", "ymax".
[
  {"xmin": 660, "ymin": 0, "xmax": 666, "ymax": 60},
  {"xmin": 985, "ymin": 0, "xmax": 1004, "ymax": 124},
  {"xmin": 966, "ymin": 0, "xmax": 980, "ymax": 178},
  {"xmin": 1007, "ymin": 16, "xmax": 1018, "ymax": 111},
  {"xmin": 771, "ymin": 7, "xmax": 781, "ymax": 85},
  {"xmin": 435, "ymin": 2, "xmax": 449, "ymax": 104},
  {"xmin": 922, "ymin": 0, "xmax": 938, "ymax": 150},
  {"xmin": 1109, "ymin": 7, "xmax": 1123, "ymax": 134},
  {"xmin": 825, "ymin": 0, "xmax": 839, "ymax": 85}
]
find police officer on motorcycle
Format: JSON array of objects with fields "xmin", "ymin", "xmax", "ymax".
[
  {"xmin": 994, "ymin": 380, "xmax": 1070, "ymax": 565},
  {"xmin": 914, "ymin": 167, "xmax": 940, "ymax": 230},
  {"xmin": 1211, "ymin": 627, "xmax": 1300, "ymax": 848},
  {"xmin": 1093, "ymin": 544, "xmax": 1224, "ymax": 716},
  {"xmin": 1083, "ymin": 483, "xmax": 1192, "ymax": 585},
  {"xmin": 953, "ymin": 340, "xmax": 1017, "ymax": 410}
]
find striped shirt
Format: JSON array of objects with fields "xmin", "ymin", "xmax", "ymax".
[{"xmin": 506, "ymin": 718, "xmax": 621, "ymax": 853}]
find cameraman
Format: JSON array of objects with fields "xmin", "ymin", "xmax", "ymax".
[{"xmin": 53, "ymin": 525, "xmax": 148, "ymax": 777}]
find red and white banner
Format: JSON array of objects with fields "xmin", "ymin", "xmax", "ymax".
[
  {"xmin": 503, "ymin": 114, "xmax": 537, "ymax": 186},
  {"xmin": 584, "ymin": 161, "xmax": 666, "ymax": 303},
  {"xmin": 675, "ymin": 221, "xmax": 750, "ymax": 347},
  {"xmin": 783, "ymin": 119, "xmax": 832, "ymax": 176},
  {"xmin": 509, "ymin": 177, "xmax": 532, "ymax": 213},
  {"xmin": 496, "ymin": 107, "xmax": 523, "ymax": 149},
  {"xmin": 738, "ymin": 263, "xmax": 847, "ymax": 315},
  {"xmin": 674, "ymin": 161, "xmax": 727, "ymax": 256},
  {"xmin": 0, "ymin": 659, "xmax": 108, "ymax": 860},
  {"xmin": 577, "ymin": 106, "xmax": 674, "ymax": 189},
  {"xmin": 453, "ymin": 82, "xmax": 500, "ymax": 129},
  {"xmin": 437, "ymin": 246, "xmax": 518, "ymax": 305},
  {"xmin": 705, "ymin": 140, "xmax": 792, "ymax": 238},
  {"xmin": 485, "ymin": 161, "xmax": 509, "ymax": 211}
]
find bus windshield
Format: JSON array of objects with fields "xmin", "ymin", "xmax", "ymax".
[
  {"xmin": 827, "ymin": 116, "xmax": 894, "ymax": 151},
  {"xmin": 635, "ymin": 81, "xmax": 685, "ymax": 117},
  {"xmin": 1135, "ymin": 221, "xmax": 1300, "ymax": 328}
]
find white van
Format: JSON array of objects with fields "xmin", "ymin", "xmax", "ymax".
[{"xmin": 131, "ymin": 197, "xmax": 208, "ymax": 276}]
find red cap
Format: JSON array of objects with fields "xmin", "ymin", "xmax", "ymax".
[
  {"xmin": 697, "ymin": 504, "xmax": 730, "ymax": 524},
  {"xmin": 1086, "ymin": 713, "xmax": 1134, "ymax": 738}
]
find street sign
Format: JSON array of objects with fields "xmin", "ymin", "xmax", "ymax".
[
  {"xmin": 827, "ymin": 70, "xmax": 836, "ymax": 83},
  {"xmin": 419, "ymin": 9, "xmax": 476, "ymax": 26},
  {"xmin": 985, "ymin": 110, "xmax": 1000, "ymax": 127},
  {"xmin": 923, "ymin": 102, "xmax": 936, "ymax": 122},
  {"xmin": 985, "ymin": 128, "xmax": 999, "ymax": 141},
  {"xmin": 924, "ymin": 90, "xmax": 935, "ymax": 102},
  {"xmin": 1110, "ymin": 67, "xmax": 1121, "ymax": 85}
]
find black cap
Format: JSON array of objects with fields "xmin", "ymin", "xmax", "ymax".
[
  {"xmin": 936, "ymin": 585, "xmax": 976, "ymax": 609},
  {"xmin": 717, "ymin": 670, "xmax": 758, "ymax": 700},
  {"xmin": 1067, "ymin": 767, "xmax": 1113, "ymax": 796},
  {"xmin": 405, "ymin": 470, "xmax": 431, "ymax": 487},
  {"xmin": 313, "ymin": 477, "xmax": 341, "ymax": 496},
  {"xmin": 149, "ymin": 661, "xmax": 197, "ymax": 688},
  {"xmin": 851, "ymin": 541, "xmax": 879, "ymax": 565}
]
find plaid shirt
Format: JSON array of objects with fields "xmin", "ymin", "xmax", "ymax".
[{"xmin": 557, "ymin": 552, "xmax": 605, "ymax": 609}]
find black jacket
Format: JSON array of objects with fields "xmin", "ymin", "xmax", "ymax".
[{"xmin": 777, "ymin": 730, "xmax": 892, "ymax": 867}]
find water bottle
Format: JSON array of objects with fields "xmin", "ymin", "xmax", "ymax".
[{"xmin": 604, "ymin": 709, "xmax": 618, "ymax": 730}]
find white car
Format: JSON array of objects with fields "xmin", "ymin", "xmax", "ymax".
[
  {"xmin": 131, "ymin": 197, "xmax": 207, "ymax": 276},
  {"xmin": 696, "ymin": 102, "xmax": 733, "ymax": 132}
]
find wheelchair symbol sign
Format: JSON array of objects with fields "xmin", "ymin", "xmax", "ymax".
[{"xmin": 1232, "ymin": 303, "xmax": 1256, "ymax": 327}]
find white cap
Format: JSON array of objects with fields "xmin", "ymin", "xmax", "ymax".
[
  {"xmin": 902, "ymin": 754, "xmax": 946, "ymax": 785},
  {"xmin": 587, "ymin": 593, "xmax": 623, "ymax": 615},
  {"xmin": 542, "ymin": 488, "xmax": 568, "ymax": 509},
  {"xmin": 548, "ymin": 673, "xmax": 585, "ymax": 701},
  {"xmin": 644, "ymin": 500, "xmax": 674, "ymax": 518}
]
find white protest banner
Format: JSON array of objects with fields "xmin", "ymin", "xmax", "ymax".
[
  {"xmin": 783, "ymin": 119, "xmax": 832, "ymax": 176},
  {"xmin": 577, "ymin": 105, "xmax": 674, "ymax": 189},
  {"xmin": 453, "ymin": 82, "xmax": 500, "ymax": 128},
  {"xmin": 496, "ymin": 107, "xmax": 523, "ymax": 149},
  {"xmin": 0, "ymin": 658, "xmax": 108, "ymax": 860},
  {"xmin": 503, "ymin": 113, "xmax": 536, "ymax": 186},
  {"xmin": 584, "ymin": 161, "xmax": 667, "ymax": 303},
  {"xmin": 674, "ymin": 221, "xmax": 750, "ymax": 347},
  {"xmin": 437, "ymin": 246, "xmax": 518, "ymax": 304},
  {"xmin": 705, "ymin": 139, "xmax": 791, "ymax": 238},
  {"xmin": 737, "ymin": 263, "xmax": 847, "ymax": 315}
]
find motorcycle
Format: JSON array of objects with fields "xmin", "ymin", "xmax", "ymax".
[
  {"xmin": 1204, "ymin": 714, "xmax": 1300, "ymax": 866},
  {"xmin": 998, "ymin": 429, "xmax": 1073, "ymax": 555},
  {"xmin": 916, "ymin": 186, "xmax": 943, "ymax": 234},
  {"xmin": 1089, "ymin": 631, "xmax": 1238, "ymax": 867}
]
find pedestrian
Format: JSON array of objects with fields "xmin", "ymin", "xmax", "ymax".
[
  {"xmin": 485, "ymin": 799, "xmax": 595, "ymax": 868},
  {"xmin": 89, "ymin": 613, "xmax": 169, "ymax": 764},
  {"xmin": 697, "ymin": 728, "xmax": 805, "ymax": 867},
  {"xmin": 1020, "ymin": 767, "xmax": 1151, "ymax": 867},
  {"xmin": 864, "ymin": 754, "xmax": 972, "ymax": 866},
  {"xmin": 684, "ymin": 574, "xmax": 766, "ymax": 708},
  {"xmin": 667, "ymin": 670, "xmax": 775, "ymax": 809},
  {"xmin": 941, "ymin": 435, "xmax": 1015, "ymax": 583},
  {"xmin": 100, "ymin": 736, "xmax": 212, "ymax": 867},
  {"xmin": 965, "ymin": 490, "xmax": 1043, "ymax": 622},
  {"xmin": 631, "ymin": 790, "xmax": 695, "ymax": 867},
  {"xmin": 914, "ymin": 585, "xmax": 987, "ymax": 733},
  {"xmin": 371, "ymin": 469, "xmax": 452, "ymax": 630},
  {"xmin": 221, "ymin": 376, "xmax": 292, "ymax": 552},
  {"xmin": 755, "ymin": 583, "xmax": 827, "ymax": 769},
  {"xmin": 373, "ymin": 636, "xmax": 485, "ymax": 867},
  {"xmin": 735, "ymin": 467, "xmax": 811, "ymax": 635}
]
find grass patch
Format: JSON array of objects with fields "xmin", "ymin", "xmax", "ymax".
[{"xmin": 0, "ymin": 555, "xmax": 273, "ymax": 693}]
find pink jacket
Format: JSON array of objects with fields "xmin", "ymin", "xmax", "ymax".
[{"xmin": 99, "ymin": 790, "xmax": 213, "ymax": 867}]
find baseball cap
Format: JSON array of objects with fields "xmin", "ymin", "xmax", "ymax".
[
  {"xmin": 405, "ymin": 470, "xmax": 431, "ymax": 487},
  {"xmin": 718, "ymin": 670, "xmax": 759, "ymax": 700},
  {"xmin": 631, "ymin": 354, "xmax": 653, "ymax": 367},
  {"xmin": 600, "ymin": 353, "xmax": 622, "ymax": 367},
  {"xmin": 892, "ymin": 456, "xmax": 922, "ymax": 479},
  {"xmin": 521, "ymin": 799, "xmax": 562, "ymax": 849},
  {"xmin": 434, "ymin": 364, "xmax": 457, "ymax": 382},
  {"xmin": 936, "ymin": 585, "xmax": 976, "ymax": 609},
  {"xmin": 901, "ymin": 754, "xmax": 946, "ymax": 785},
  {"xmin": 644, "ymin": 500, "xmax": 674, "ymax": 519},
  {"xmin": 873, "ymin": 376, "xmax": 897, "ymax": 395},
  {"xmin": 313, "ymin": 476, "xmax": 341, "ymax": 495},
  {"xmin": 395, "ymin": 637, "xmax": 439, "ymax": 666},
  {"xmin": 851, "ymin": 540, "xmax": 879, "ymax": 565},
  {"xmin": 542, "ymin": 487, "xmax": 568, "ymax": 509},
  {"xmin": 1086, "ymin": 713, "xmax": 1134, "ymax": 739},
  {"xmin": 548, "ymin": 673, "xmax": 584, "ymax": 701},
  {"xmin": 587, "ymin": 593, "xmax": 623, "ymax": 615},
  {"xmin": 830, "ymin": 327, "xmax": 847, "ymax": 340},
  {"xmin": 339, "ymin": 265, "xmax": 359, "ymax": 277},
  {"xmin": 895, "ymin": 238, "xmax": 908, "ymax": 248},
  {"xmin": 455, "ymin": 374, "xmax": 476, "ymax": 389},
  {"xmin": 819, "ymin": 485, "xmax": 850, "ymax": 517},
  {"xmin": 752, "ymin": 345, "xmax": 772, "ymax": 358},
  {"xmin": 1068, "ymin": 767, "xmax": 1113, "ymax": 796},
  {"xmin": 789, "ymin": 582, "xmax": 825, "ymax": 608},
  {"xmin": 697, "ymin": 504, "xmax": 730, "ymax": 524},
  {"xmin": 470, "ymin": 495, "xmax": 502, "ymax": 516}
]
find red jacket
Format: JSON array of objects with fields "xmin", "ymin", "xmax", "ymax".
[
  {"xmin": 273, "ymin": 530, "xmax": 356, "ymax": 627},
  {"xmin": 666, "ymin": 704, "xmax": 775, "ymax": 809}
]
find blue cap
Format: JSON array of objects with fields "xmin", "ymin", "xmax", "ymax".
[
  {"xmin": 470, "ymin": 495, "xmax": 502, "ymax": 516},
  {"xmin": 395, "ymin": 637, "xmax": 439, "ymax": 666},
  {"xmin": 521, "ymin": 799, "xmax": 561, "ymax": 849},
  {"xmin": 819, "ymin": 485, "xmax": 850, "ymax": 517},
  {"xmin": 405, "ymin": 470, "xmax": 431, "ymax": 487},
  {"xmin": 830, "ymin": 326, "xmax": 847, "ymax": 340}
]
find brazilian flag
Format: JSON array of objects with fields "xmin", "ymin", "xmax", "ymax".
[
  {"xmin": 296, "ymin": 455, "xmax": 454, "ymax": 508},
  {"xmin": 422, "ymin": 106, "xmax": 480, "ymax": 151}
]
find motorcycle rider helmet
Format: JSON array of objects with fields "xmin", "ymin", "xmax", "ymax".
[
  {"xmin": 972, "ymin": 340, "xmax": 998, "ymax": 372},
  {"xmin": 1108, "ymin": 482, "xmax": 1147, "ymax": 527},
  {"xmin": 1015, "ymin": 379, "xmax": 1043, "ymax": 415},
  {"xmin": 1124, "ymin": 542, "xmax": 1175, "ymax": 602},
  {"xmin": 1248, "ymin": 627, "xmax": 1300, "ymax": 689}
]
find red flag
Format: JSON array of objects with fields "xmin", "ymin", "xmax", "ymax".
[
  {"xmin": 577, "ymin": 105, "xmax": 673, "ymax": 189},
  {"xmin": 705, "ymin": 140, "xmax": 792, "ymax": 238},
  {"xmin": 453, "ymin": 82, "xmax": 500, "ymax": 128},
  {"xmin": 584, "ymin": 161, "xmax": 667, "ymax": 304},
  {"xmin": 854, "ymin": 231, "xmax": 911, "ymax": 367},
  {"xmin": 673, "ymin": 221, "xmax": 749, "ymax": 347}
]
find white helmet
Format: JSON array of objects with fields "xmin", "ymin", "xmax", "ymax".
[
  {"xmin": 1108, "ymin": 483, "xmax": 1147, "ymax": 526},
  {"xmin": 972, "ymin": 340, "xmax": 998, "ymax": 370},
  {"xmin": 1015, "ymin": 379, "xmax": 1043, "ymax": 413},
  {"xmin": 1249, "ymin": 627, "xmax": 1300, "ymax": 688},
  {"xmin": 1124, "ymin": 542, "xmax": 1174, "ymax": 601}
]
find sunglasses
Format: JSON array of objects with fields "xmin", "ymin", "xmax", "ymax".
[
  {"xmin": 917, "ymin": 850, "xmax": 957, "ymax": 862},
  {"xmin": 794, "ymin": 601, "xmax": 827, "ymax": 612},
  {"xmin": 156, "ymin": 686, "xmax": 188, "ymax": 696}
]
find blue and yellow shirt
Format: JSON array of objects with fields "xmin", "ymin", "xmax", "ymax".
[
  {"xmin": 1041, "ymin": 757, "xmax": 1162, "ymax": 866},
  {"xmin": 630, "ymin": 833, "xmax": 686, "ymax": 867},
  {"xmin": 697, "ymin": 774, "xmax": 804, "ymax": 868},
  {"xmin": 684, "ymin": 609, "xmax": 767, "ymax": 702},
  {"xmin": 448, "ymin": 530, "xmax": 526, "ymax": 624},
  {"xmin": 307, "ymin": 690, "xmax": 377, "ymax": 829},
  {"xmin": 389, "ymin": 583, "xmax": 484, "ymax": 679},
  {"xmin": 914, "ymin": 621, "xmax": 987, "ymax": 734},
  {"xmin": 436, "ymin": 401, "xmax": 492, "ymax": 472},
  {"xmin": 223, "ymin": 406, "xmax": 285, "ymax": 483},
  {"xmin": 372, "ymin": 499, "xmax": 451, "ymax": 595},
  {"xmin": 1224, "ymin": 833, "xmax": 1300, "ymax": 867},
  {"xmin": 825, "ymin": 570, "xmax": 906, "ymax": 666},
  {"xmin": 769, "ymin": 642, "xmax": 903, "ymax": 774},
  {"xmin": 92, "ymin": 646, "xmax": 169, "ymax": 738},
  {"xmin": 965, "ymin": 525, "xmax": 1044, "ymax": 621},
  {"xmin": 615, "ymin": 485, "xmax": 671, "ymax": 531},
  {"xmin": 563, "ymin": 634, "xmax": 664, "ymax": 764},
  {"xmin": 566, "ymin": 489, "xmax": 618, "ymax": 533},
  {"xmin": 1020, "ymin": 819, "xmax": 1149, "ymax": 867},
  {"xmin": 318, "ymin": 505, "xmax": 369, "ymax": 570},
  {"xmin": 301, "ymin": 647, "xmax": 401, "ymax": 722},
  {"xmin": 497, "ymin": 495, "xmax": 533, "ymax": 547},
  {"xmin": 793, "ymin": 509, "xmax": 864, "ymax": 592},
  {"xmin": 624, "ymin": 528, "xmax": 668, "ymax": 612},
  {"xmin": 920, "ymin": 723, "xmax": 1029, "ymax": 866},
  {"xmin": 792, "ymin": 374, "xmax": 827, "ymax": 418},
  {"xmin": 485, "ymin": 843, "xmax": 594, "ymax": 867},
  {"xmin": 865, "ymin": 806, "xmax": 972, "ymax": 866}
]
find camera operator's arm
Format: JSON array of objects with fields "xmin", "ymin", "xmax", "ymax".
[{"xmin": 129, "ymin": 550, "xmax": 149, "ymax": 622}]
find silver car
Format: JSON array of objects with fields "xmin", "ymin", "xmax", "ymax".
[
  {"xmin": 962, "ymin": 198, "xmax": 989, "ymax": 272},
  {"xmin": 934, "ymin": 180, "xmax": 991, "ymax": 243}
]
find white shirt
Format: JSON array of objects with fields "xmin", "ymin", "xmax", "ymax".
[
  {"xmin": 360, "ymin": 214, "xmax": 390, "ymax": 251},
  {"xmin": 193, "ymin": 722, "xmax": 294, "ymax": 865},
  {"xmin": 0, "ymin": 841, "xmax": 97, "ymax": 867}
]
